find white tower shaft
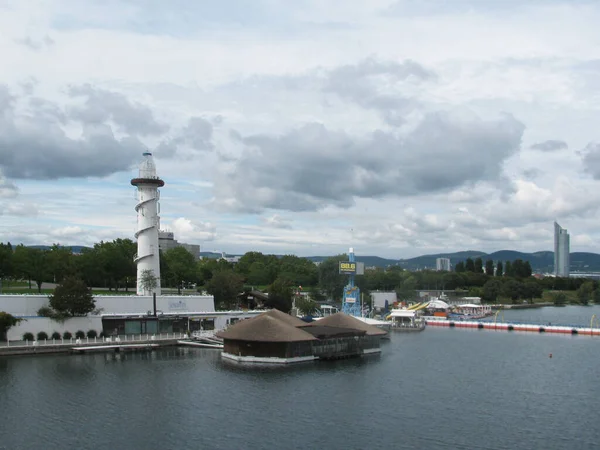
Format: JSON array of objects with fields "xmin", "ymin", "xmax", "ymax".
[{"xmin": 131, "ymin": 152, "xmax": 164, "ymax": 296}]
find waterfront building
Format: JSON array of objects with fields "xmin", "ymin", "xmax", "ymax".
[
  {"xmin": 218, "ymin": 311, "xmax": 385, "ymax": 364},
  {"xmin": 554, "ymin": 222, "xmax": 570, "ymax": 277},
  {"xmin": 436, "ymin": 257, "xmax": 451, "ymax": 272},
  {"xmin": 158, "ymin": 231, "xmax": 200, "ymax": 259}
]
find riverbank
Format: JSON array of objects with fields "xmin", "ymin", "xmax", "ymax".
[{"xmin": 498, "ymin": 302, "xmax": 554, "ymax": 309}]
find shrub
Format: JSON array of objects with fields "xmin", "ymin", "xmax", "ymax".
[
  {"xmin": 99, "ymin": 331, "xmax": 106, "ymax": 338},
  {"xmin": 37, "ymin": 331, "xmax": 49, "ymax": 341},
  {"xmin": 37, "ymin": 306, "xmax": 54, "ymax": 317},
  {"xmin": 87, "ymin": 330, "xmax": 97, "ymax": 338},
  {"xmin": 23, "ymin": 332, "xmax": 34, "ymax": 341},
  {"xmin": 75, "ymin": 330, "xmax": 85, "ymax": 339},
  {"xmin": 63, "ymin": 331, "xmax": 72, "ymax": 340},
  {"xmin": 51, "ymin": 331, "xmax": 61, "ymax": 340}
]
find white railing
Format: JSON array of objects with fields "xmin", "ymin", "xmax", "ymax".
[{"xmin": 3, "ymin": 332, "xmax": 188, "ymax": 348}]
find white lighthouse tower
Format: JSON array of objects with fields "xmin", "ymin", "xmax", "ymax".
[{"xmin": 131, "ymin": 152, "xmax": 164, "ymax": 296}]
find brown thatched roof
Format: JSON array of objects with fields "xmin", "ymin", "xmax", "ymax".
[
  {"xmin": 303, "ymin": 313, "xmax": 388, "ymax": 336},
  {"xmin": 217, "ymin": 314, "xmax": 318, "ymax": 343},
  {"xmin": 263, "ymin": 308, "xmax": 307, "ymax": 327}
]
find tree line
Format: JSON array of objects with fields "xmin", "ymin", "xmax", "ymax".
[{"xmin": 1, "ymin": 242, "xmax": 598, "ymax": 310}]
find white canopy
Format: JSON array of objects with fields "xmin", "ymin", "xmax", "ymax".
[
  {"xmin": 427, "ymin": 299, "xmax": 450, "ymax": 310},
  {"xmin": 389, "ymin": 309, "xmax": 417, "ymax": 318},
  {"xmin": 458, "ymin": 303, "xmax": 484, "ymax": 308}
]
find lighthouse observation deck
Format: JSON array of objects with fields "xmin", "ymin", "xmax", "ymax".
[{"xmin": 131, "ymin": 152, "xmax": 165, "ymax": 187}]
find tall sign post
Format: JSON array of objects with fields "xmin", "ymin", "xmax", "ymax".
[{"xmin": 340, "ymin": 247, "xmax": 364, "ymax": 317}]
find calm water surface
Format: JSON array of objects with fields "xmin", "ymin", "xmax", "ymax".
[{"xmin": 1, "ymin": 307, "xmax": 599, "ymax": 450}]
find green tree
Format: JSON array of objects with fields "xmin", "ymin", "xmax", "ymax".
[
  {"xmin": 205, "ymin": 270, "xmax": 244, "ymax": 310},
  {"xmin": 317, "ymin": 255, "xmax": 348, "ymax": 301},
  {"xmin": 139, "ymin": 269, "xmax": 159, "ymax": 295},
  {"xmin": 163, "ymin": 247, "xmax": 198, "ymax": 294},
  {"xmin": 0, "ymin": 242, "xmax": 13, "ymax": 290},
  {"xmin": 49, "ymin": 277, "xmax": 96, "ymax": 317},
  {"xmin": 576, "ymin": 281, "xmax": 594, "ymax": 305},
  {"xmin": 482, "ymin": 279, "xmax": 503, "ymax": 303},
  {"xmin": 484, "ymin": 259, "xmax": 494, "ymax": 276},
  {"xmin": 396, "ymin": 275, "xmax": 418, "ymax": 302},
  {"xmin": 501, "ymin": 279, "xmax": 522, "ymax": 304},
  {"xmin": 455, "ymin": 261, "xmax": 465, "ymax": 273},
  {"xmin": 522, "ymin": 281, "xmax": 543, "ymax": 304},
  {"xmin": 465, "ymin": 258, "xmax": 475, "ymax": 272},
  {"xmin": 295, "ymin": 296, "xmax": 320, "ymax": 316},
  {"xmin": 46, "ymin": 244, "xmax": 74, "ymax": 283},
  {"xmin": 553, "ymin": 292, "xmax": 567, "ymax": 306},
  {"xmin": 266, "ymin": 278, "xmax": 293, "ymax": 313},
  {"xmin": 504, "ymin": 261, "xmax": 513, "ymax": 277},
  {"xmin": 0, "ymin": 311, "xmax": 21, "ymax": 341},
  {"xmin": 496, "ymin": 261, "xmax": 503, "ymax": 277},
  {"xmin": 30, "ymin": 248, "xmax": 49, "ymax": 293},
  {"xmin": 474, "ymin": 257, "xmax": 483, "ymax": 274}
]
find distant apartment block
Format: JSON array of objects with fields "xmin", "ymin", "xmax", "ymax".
[
  {"xmin": 436, "ymin": 257, "xmax": 451, "ymax": 272},
  {"xmin": 554, "ymin": 222, "xmax": 570, "ymax": 277},
  {"xmin": 158, "ymin": 231, "xmax": 200, "ymax": 259}
]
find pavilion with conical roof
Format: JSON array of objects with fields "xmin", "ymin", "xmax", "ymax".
[{"xmin": 217, "ymin": 310, "xmax": 385, "ymax": 364}]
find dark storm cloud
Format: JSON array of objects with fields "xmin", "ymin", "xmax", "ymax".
[
  {"xmin": 0, "ymin": 85, "xmax": 148, "ymax": 180},
  {"xmin": 530, "ymin": 140, "xmax": 567, "ymax": 151},
  {"xmin": 323, "ymin": 58, "xmax": 436, "ymax": 125},
  {"xmin": 216, "ymin": 112, "xmax": 525, "ymax": 212},
  {"xmin": 0, "ymin": 169, "xmax": 18, "ymax": 198},
  {"xmin": 68, "ymin": 84, "xmax": 169, "ymax": 136},
  {"xmin": 581, "ymin": 142, "xmax": 600, "ymax": 179}
]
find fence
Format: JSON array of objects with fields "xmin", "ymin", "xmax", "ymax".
[{"xmin": 2, "ymin": 332, "xmax": 189, "ymax": 348}]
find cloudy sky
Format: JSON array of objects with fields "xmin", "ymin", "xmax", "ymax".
[{"xmin": 1, "ymin": 0, "xmax": 599, "ymax": 259}]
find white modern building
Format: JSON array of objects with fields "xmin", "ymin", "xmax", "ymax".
[
  {"xmin": 159, "ymin": 231, "xmax": 201, "ymax": 259},
  {"xmin": 554, "ymin": 221, "xmax": 570, "ymax": 277},
  {"xmin": 436, "ymin": 258, "xmax": 451, "ymax": 272}
]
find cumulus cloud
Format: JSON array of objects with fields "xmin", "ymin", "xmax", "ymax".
[
  {"xmin": 530, "ymin": 140, "xmax": 567, "ymax": 151},
  {"xmin": 169, "ymin": 217, "xmax": 217, "ymax": 242},
  {"xmin": 68, "ymin": 84, "xmax": 169, "ymax": 136},
  {"xmin": 215, "ymin": 112, "xmax": 524, "ymax": 212},
  {"xmin": 0, "ymin": 85, "xmax": 150, "ymax": 180},
  {"xmin": 155, "ymin": 117, "xmax": 214, "ymax": 158},
  {"xmin": 262, "ymin": 214, "xmax": 292, "ymax": 229},
  {"xmin": 324, "ymin": 58, "xmax": 435, "ymax": 125},
  {"xmin": 581, "ymin": 142, "xmax": 600, "ymax": 179}
]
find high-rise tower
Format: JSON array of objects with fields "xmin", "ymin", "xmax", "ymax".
[
  {"xmin": 554, "ymin": 221, "xmax": 570, "ymax": 277},
  {"xmin": 131, "ymin": 152, "xmax": 164, "ymax": 295}
]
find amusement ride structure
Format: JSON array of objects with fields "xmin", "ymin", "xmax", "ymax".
[
  {"xmin": 341, "ymin": 247, "xmax": 363, "ymax": 317},
  {"xmin": 131, "ymin": 152, "xmax": 164, "ymax": 296}
]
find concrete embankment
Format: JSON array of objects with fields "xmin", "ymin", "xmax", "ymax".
[{"xmin": 0, "ymin": 338, "xmax": 181, "ymax": 357}]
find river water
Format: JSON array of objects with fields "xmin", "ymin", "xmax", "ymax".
[{"xmin": 1, "ymin": 306, "xmax": 599, "ymax": 450}]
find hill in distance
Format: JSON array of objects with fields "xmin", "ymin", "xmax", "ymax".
[{"xmin": 26, "ymin": 247, "xmax": 600, "ymax": 272}]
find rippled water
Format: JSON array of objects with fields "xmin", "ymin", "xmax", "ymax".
[{"xmin": 1, "ymin": 307, "xmax": 599, "ymax": 450}]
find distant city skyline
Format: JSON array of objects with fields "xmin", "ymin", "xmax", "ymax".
[{"xmin": 1, "ymin": 1, "xmax": 600, "ymax": 259}]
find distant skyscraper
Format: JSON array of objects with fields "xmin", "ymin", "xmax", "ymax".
[
  {"xmin": 554, "ymin": 222, "xmax": 570, "ymax": 277},
  {"xmin": 436, "ymin": 257, "xmax": 451, "ymax": 272}
]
